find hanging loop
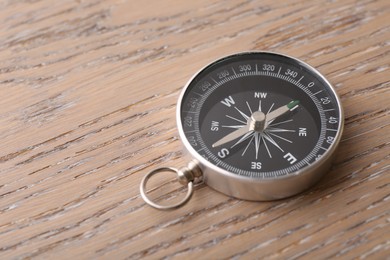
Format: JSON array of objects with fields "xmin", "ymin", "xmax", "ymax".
[{"xmin": 140, "ymin": 162, "xmax": 201, "ymax": 210}]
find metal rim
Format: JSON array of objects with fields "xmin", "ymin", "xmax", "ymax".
[{"xmin": 140, "ymin": 167, "xmax": 194, "ymax": 210}]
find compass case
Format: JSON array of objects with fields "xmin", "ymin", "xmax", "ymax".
[{"xmin": 176, "ymin": 51, "xmax": 344, "ymax": 201}]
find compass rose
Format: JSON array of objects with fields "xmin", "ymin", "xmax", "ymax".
[{"xmin": 214, "ymin": 100, "xmax": 299, "ymax": 159}]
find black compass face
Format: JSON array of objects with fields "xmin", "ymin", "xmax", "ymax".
[{"xmin": 179, "ymin": 53, "xmax": 342, "ymax": 178}]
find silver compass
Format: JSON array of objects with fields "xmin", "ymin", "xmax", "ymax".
[{"xmin": 140, "ymin": 51, "xmax": 344, "ymax": 210}]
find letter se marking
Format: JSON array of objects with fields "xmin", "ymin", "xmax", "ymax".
[{"xmin": 251, "ymin": 162, "xmax": 262, "ymax": 170}]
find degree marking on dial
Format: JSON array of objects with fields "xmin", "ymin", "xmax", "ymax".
[
  {"xmin": 211, "ymin": 77, "xmax": 218, "ymax": 84},
  {"xmin": 326, "ymin": 128, "xmax": 337, "ymax": 132},
  {"xmin": 320, "ymin": 147, "xmax": 327, "ymax": 151},
  {"xmin": 193, "ymin": 92, "xmax": 204, "ymax": 97},
  {"xmin": 297, "ymin": 76, "xmax": 304, "ymax": 83},
  {"xmin": 255, "ymin": 64, "xmax": 258, "ymax": 72},
  {"xmin": 313, "ymin": 90, "xmax": 323, "ymax": 95},
  {"xmin": 324, "ymin": 108, "xmax": 335, "ymax": 112},
  {"xmin": 278, "ymin": 67, "xmax": 281, "ymax": 75},
  {"xmin": 232, "ymin": 67, "xmax": 237, "ymax": 75},
  {"xmin": 226, "ymin": 115, "xmax": 246, "ymax": 124}
]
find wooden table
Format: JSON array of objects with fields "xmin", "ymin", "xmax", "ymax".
[{"xmin": 0, "ymin": 0, "xmax": 389, "ymax": 259}]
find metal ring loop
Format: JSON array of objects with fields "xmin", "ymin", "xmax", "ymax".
[{"xmin": 140, "ymin": 167, "xmax": 194, "ymax": 210}]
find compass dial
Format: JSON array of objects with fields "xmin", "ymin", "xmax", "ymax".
[{"xmin": 179, "ymin": 52, "xmax": 343, "ymax": 181}]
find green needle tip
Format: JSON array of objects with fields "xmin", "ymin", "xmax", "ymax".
[{"xmin": 287, "ymin": 100, "xmax": 300, "ymax": 109}]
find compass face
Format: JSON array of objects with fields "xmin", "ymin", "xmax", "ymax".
[{"xmin": 179, "ymin": 52, "xmax": 342, "ymax": 179}]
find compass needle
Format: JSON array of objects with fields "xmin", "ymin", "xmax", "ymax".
[
  {"xmin": 264, "ymin": 100, "xmax": 299, "ymax": 128},
  {"xmin": 212, "ymin": 125, "xmax": 250, "ymax": 148},
  {"xmin": 222, "ymin": 124, "xmax": 246, "ymax": 129},
  {"xmin": 267, "ymin": 127, "xmax": 295, "ymax": 133}
]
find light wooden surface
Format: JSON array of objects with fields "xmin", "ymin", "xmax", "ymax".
[{"xmin": 0, "ymin": 0, "xmax": 389, "ymax": 259}]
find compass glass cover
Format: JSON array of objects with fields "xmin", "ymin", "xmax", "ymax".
[{"xmin": 179, "ymin": 53, "xmax": 341, "ymax": 178}]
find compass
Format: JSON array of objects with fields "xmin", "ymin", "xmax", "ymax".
[{"xmin": 140, "ymin": 51, "xmax": 344, "ymax": 210}]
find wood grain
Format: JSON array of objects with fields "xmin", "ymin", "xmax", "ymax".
[{"xmin": 0, "ymin": 0, "xmax": 389, "ymax": 259}]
